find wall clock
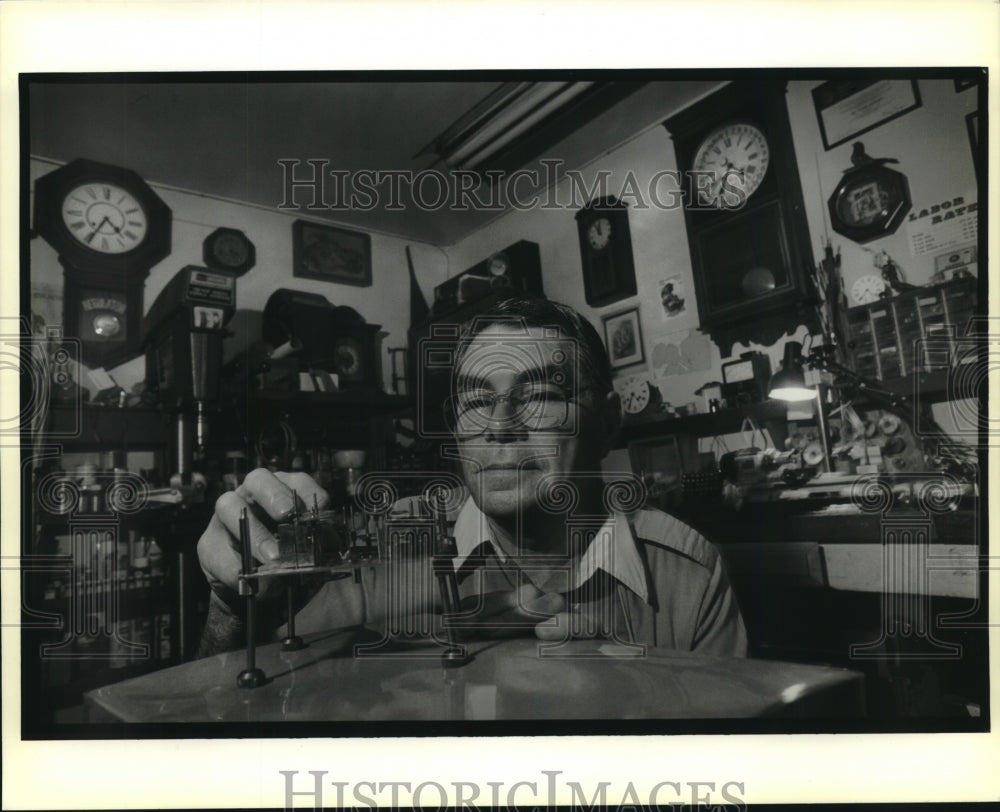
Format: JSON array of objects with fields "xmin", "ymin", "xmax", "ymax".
[
  {"xmin": 33, "ymin": 158, "xmax": 172, "ymax": 366},
  {"xmin": 330, "ymin": 306, "xmax": 381, "ymax": 390},
  {"xmin": 664, "ymin": 81, "xmax": 818, "ymax": 355},
  {"xmin": 203, "ymin": 227, "xmax": 256, "ymax": 276},
  {"xmin": 827, "ymin": 146, "xmax": 912, "ymax": 244},
  {"xmin": 575, "ymin": 196, "xmax": 637, "ymax": 307}
]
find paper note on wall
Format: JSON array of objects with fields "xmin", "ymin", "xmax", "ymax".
[
  {"xmin": 907, "ymin": 193, "xmax": 978, "ymax": 256},
  {"xmin": 649, "ymin": 329, "xmax": 712, "ymax": 375}
]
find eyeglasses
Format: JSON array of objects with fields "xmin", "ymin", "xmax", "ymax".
[{"xmin": 445, "ymin": 382, "xmax": 584, "ymax": 436}]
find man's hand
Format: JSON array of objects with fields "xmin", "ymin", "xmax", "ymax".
[
  {"xmin": 197, "ymin": 468, "xmax": 330, "ymax": 611},
  {"xmin": 454, "ymin": 583, "xmax": 615, "ymax": 642}
]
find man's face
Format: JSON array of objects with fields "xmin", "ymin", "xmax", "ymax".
[{"xmin": 452, "ymin": 324, "xmax": 616, "ymax": 522}]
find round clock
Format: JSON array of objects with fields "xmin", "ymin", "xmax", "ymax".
[
  {"xmin": 621, "ymin": 379, "xmax": 661, "ymax": 416},
  {"xmin": 60, "ymin": 181, "xmax": 148, "ymax": 255},
  {"xmin": 203, "ymin": 227, "xmax": 256, "ymax": 276},
  {"xmin": 587, "ymin": 217, "xmax": 612, "ymax": 250},
  {"xmin": 486, "ymin": 252, "xmax": 512, "ymax": 287},
  {"xmin": 34, "ymin": 158, "xmax": 172, "ymax": 273},
  {"xmin": 334, "ymin": 338, "xmax": 363, "ymax": 378},
  {"xmin": 692, "ymin": 121, "xmax": 771, "ymax": 208},
  {"xmin": 851, "ymin": 274, "xmax": 886, "ymax": 304}
]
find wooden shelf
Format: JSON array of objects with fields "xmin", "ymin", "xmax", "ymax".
[
  {"xmin": 43, "ymin": 404, "xmax": 169, "ymax": 450},
  {"xmin": 619, "ymin": 400, "xmax": 788, "ymax": 445},
  {"xmin": 253, "ymin": 389, "xmax": 411, "ymax": 411}
]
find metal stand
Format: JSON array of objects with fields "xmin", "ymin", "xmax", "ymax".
[
  {"xmin": 236, "ymin": 508, "xmax": 266, "ymax": 688},
  {"xmin": 280, "ymin": 584, "xmax": 305, "ymax": 652},
  {"xmin": 432, "ymin": 489, "xmax": 469, "ymax": 668}
]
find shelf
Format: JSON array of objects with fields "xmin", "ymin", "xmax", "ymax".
[
  {"xmin": 42, "ymin": 404, "xmax": 169, "ymax": 450},
  {"xmin": 253, "ymin": 389, "xmax": 411, "ymax": 411},
  {"xmin": 619, "ymin": 400, "xmax": 788, "ymax": 444}
]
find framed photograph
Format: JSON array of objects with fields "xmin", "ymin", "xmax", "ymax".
[
  {"xmin": 292, "ymin": 219, "xmax": 372, "ymax": 286},
  {"xmin": 602, "ymin": 306, "xmax": 645, "ymax": 369},
  {"xmin": 812, "ymin": 79, "xmax": 922, "ymax": 150}
]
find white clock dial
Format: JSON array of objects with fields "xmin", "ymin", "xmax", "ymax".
[
  {"xmin": 587, "ymin": 217, "xmax": 612, "ymax": 250},
  {"xmin": 622, "ymin": 379, "xmax": 653, "ymax": 415},
  {"xmin": 692, "ymin": 122, "xmax": 770, "ymax": 208},
  {"xmin": 487, "ymin": 254, "xmax": 509, "ymax": 276},
  {"xmin": 61, "ymin": 182, "xmax": 148, "ymax": 254},
  {"xmin": 851, "ymin": 274, "xmax": 886, "ymax": 304}
]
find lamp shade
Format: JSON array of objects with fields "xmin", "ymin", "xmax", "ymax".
[{"xmin": 769, "ymin": 341, "xmax": 815, "ymax": 401}]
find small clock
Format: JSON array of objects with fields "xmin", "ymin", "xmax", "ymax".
[
  {"xmin": 486, "ymin": 251, "xmax": 512, "ymax": 287},
  {"xmin": 575, "ymin": 196, "xmax": 637, "ymax": 308},
  {"xmin": 203, "ymin": 227, "xmax": 256, "ymax": 276},
  {"xmin": 586, "ymin": 217, "xmax": 612, "ymax": 250},
  {"xmin": 330, "ymin": 306, "xmax": 382, "ymax": 390},
  {"xmin": 621, "ymin": 379, "xmax": 662, "ymax": 416},
  {"xmin": 851, "ymin": 274, "xmax": 887, "ymax": 305}
]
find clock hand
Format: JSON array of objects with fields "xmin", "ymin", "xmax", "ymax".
[{"xmin": 85, "ymin": 216, "xmax": 111, "ymax": 243}]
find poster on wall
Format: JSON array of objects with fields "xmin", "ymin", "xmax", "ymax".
[
  {"xmin": 659, "ymin": 275, "xmax": 686, "ymax": 321},
  {"xmin": 907, "ymin": 192, "xmax": 978, "ymax": 255}
]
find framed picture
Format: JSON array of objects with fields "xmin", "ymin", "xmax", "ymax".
[
  {"xmin": 292, "ymin": 219, "xmax": 372, "ymax": 286},
  {"xmin": 602, "ymin": 306, "xmax": 645, "ymax": 369},
  {"xmin": 812, "ymin": 79, "xmax": 922, "ymax": 150}
]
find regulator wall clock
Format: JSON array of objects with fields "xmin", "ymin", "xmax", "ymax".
[
  {"xmin": 33, "ymin": 158, "xmax": 173, "ymax": 366},
  {"xmin": 664, "ymin": 81, "xmax": 818, "ymax": 354},
  {"xmin": 575, "ymin": 196, "xmax": 638, "ymax": 308}
]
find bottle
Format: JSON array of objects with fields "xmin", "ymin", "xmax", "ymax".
[{"xmin": 147, "ymin": 539, "xmax": 164, "ymax": 577}]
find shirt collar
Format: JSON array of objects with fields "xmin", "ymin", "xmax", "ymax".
[{"xmin": 451, "ymin": 496, "xmax": 649, "ymax": 603}]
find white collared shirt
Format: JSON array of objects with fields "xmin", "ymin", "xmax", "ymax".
[{"xmin": 450, "ymin": 496, "xmax": 649, "ymax": 603}]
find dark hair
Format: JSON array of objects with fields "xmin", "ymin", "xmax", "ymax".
[{"xmin": 453, "ymin": 297, "xmax": 613, "ymax": 396}]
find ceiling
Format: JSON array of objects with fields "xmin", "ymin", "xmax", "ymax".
[{"xmin": 27, "ymin": 78, "xmax": 713, "ymax": 245}]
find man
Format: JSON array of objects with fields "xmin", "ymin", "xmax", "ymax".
[{"xmin": 197, "ymin": 298, "xmax": 746, "ymax": 657}]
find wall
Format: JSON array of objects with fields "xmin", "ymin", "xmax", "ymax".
[
  {"xmin": 444, "ymin": 79, "xmax": 981, "ymax": 455},
  {"xmin": 29, "ymin": 157, "xmax": 448, "ymax": 396}
]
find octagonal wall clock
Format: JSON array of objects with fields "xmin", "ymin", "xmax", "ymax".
[
  {"xmin": 828, "ymin": 146, "xmax": 912, "ymax": 244},
  {"xmin": 33, "ymin": 158, "xmax": 173, "ymax": 366}
]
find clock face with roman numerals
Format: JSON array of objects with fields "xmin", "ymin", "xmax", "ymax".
[
  {"xmin": 691, "ymin": 122, "xmax": 771, "ymax": 208},
  {"xmin": 61, "ymin": 182, "xmax": 149, "ymax": 255}
]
